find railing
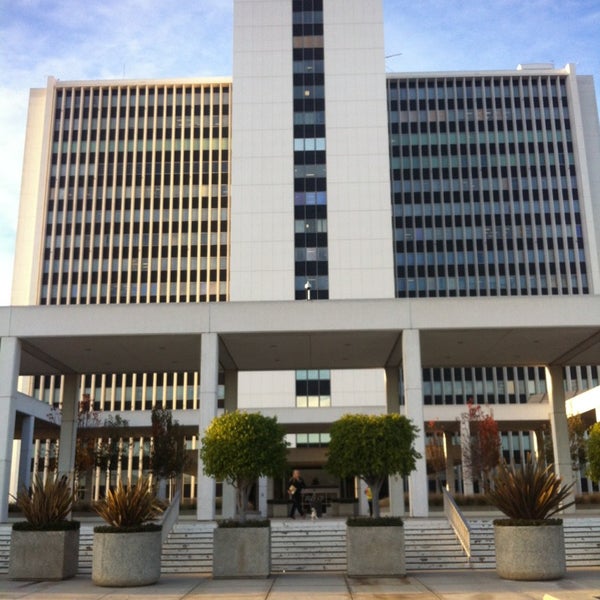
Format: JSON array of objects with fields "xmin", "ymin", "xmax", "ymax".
[
  {"xmin": 160, "ymin": 488, "xmax": 181, "ymax": 544},
  {"xmin": 442, "ymin": 487, "xmax": 471, "ymax": 557}
]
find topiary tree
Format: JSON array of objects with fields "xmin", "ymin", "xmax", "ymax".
[
  {"xmin": 326, "ymin": 413, "xmax": 420, "ymax": 518},
  {"xmin": 199, "ymin": 411, "xmax": 289, "ymax": 522},
  {"xmin": 587, "ymin": 422, "xmax": 600, "ymax": 483}
]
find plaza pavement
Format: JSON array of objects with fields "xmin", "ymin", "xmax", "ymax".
[{"xmin": 0, "ymin": 568, "xmax": 598, "ymax": 600}]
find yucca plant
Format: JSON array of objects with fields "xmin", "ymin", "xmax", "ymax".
[
  {"xmin": 488, "ymin": 459, "xmax": 575, "ymax": 522},
  {"xmin": 94, "ymin": 477, "xmax": 164, "ymax": 531},
  {"xmin": 13, "ymin": 476, "xmax": 78, "ymax": 530}
]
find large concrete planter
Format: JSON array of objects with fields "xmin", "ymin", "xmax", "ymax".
[
  {"xmin": 346, "ymin": 523, "xmax": 405, "ymax": 576},
  {"xmin": 213, "ymin": 524, "xmax": 270, "ymax": 578},
  {"xmin": 9, "ymin": 527, "xmax": 79, "ymax": 580},
  {"xmin": 494, "ymin": 521, "xmax": 566, "ymax": 581},
  {"xmin": 92, "ymin": 528, "xmax": 162, "ymax": 586}
]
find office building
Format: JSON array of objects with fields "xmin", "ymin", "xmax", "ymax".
[{"xmin": 5, "ymin": 0, "xmax": 600, "ymax": 515}]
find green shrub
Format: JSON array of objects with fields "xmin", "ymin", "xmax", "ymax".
[
  {"xmin": 13, "ymin": 476, "xmax": 76, "ymax": 528},
  {"xmin": 347, "ymin": 516, "xmax": 403, "ymax": 527},
  {"xmin": 93, "ymin": 477, "xmax": 163, "ymax": 530},
  {"xmin": 488, "ymin": 459, "xmax": 575, "ymax": 521},
  {"xmin": 12, "ymin": 520, "xmax": 80, "ymax": 531},
  {"xmin": 217, "ymin": 518, "xmax": 270, "ymax": 528},
  {"xmin": 94, "ymin": 523, "xmax": 162, "ymax": 534}
]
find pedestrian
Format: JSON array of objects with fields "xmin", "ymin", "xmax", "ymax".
[
  {"xmin": 365, "ymin": 485, "xmax": 373, "ymax": 516},
  {"xmin": 288, "ymin": 469, "xmax": 306, "ymax": 519}
]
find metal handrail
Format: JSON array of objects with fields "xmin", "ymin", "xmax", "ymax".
[
  {"xmin": 160, "ymin": 488, "xmax": 181, "ymax": 544},
  {"xmin": 442, "ymin": 487, "xmax": 471, "ymax": 557}
]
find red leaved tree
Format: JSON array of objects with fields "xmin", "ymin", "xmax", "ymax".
[{"xmin": 462, "ymin": 402, "xmax": 501, "ymax": 493}]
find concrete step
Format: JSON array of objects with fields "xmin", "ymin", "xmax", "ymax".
[{"xmin": 1, "ymin": 516, "xmax": 596, "ymax": 576}]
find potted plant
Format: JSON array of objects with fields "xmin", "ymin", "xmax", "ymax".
[
  {"xmin": 488, "ymin": 459, "xmax": 575, "ymax": 581},
  {"xmin": 9, "ymin": 476, "xmax": 79, "ymax": 580},
  {"xmin": 91, "ymin": 476, "xmax": 164, "ymax": 587},
  {"xmin": 326, "ymin": 413, "xmax": 420, "ymax": 576},
  {"xmin": 200, "ymin": 410, "xmax": 288, "ymax": 578}
]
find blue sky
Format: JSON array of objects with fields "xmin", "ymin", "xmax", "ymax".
[{"xmin": 1, "ymin": 0, "xmax": 599, "ymax": 306}]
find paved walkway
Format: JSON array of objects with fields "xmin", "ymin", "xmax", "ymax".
[{"xmin": 0, "ymin": 569, "xmax": 598, "ymax": 600}]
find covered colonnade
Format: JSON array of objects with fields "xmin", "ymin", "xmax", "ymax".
[{"xmin": 1, "ymin": 296, "xmax": 599, "ymax": 522}]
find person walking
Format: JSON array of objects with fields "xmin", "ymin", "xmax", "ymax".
[{"xmin": 288, "ymin": 469, "xmax": 306, "ymax": 519}]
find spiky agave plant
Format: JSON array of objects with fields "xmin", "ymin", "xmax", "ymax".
[
  {"xmin": 488, "ymin": 458, "xmax": 575, "ymax": 522},
  {"xmin": 13, "ymin": 476, "xmax": 78, "ymax": 530},
  {"xmin": 94, "ymin": 477, "xmax": 164, "ymax": 530}
]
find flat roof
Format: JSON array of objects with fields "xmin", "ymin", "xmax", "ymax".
[{"xmin": 1, "ymin": 296, "xmax": 599, "ymax": 376}]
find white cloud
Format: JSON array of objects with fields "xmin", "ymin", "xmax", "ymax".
[{"xmin": 0, "ymin": 0, "xmax": 598, "ymax": 306}]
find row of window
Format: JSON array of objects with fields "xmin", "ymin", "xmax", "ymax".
[
  {"xmin": 388, "ymin": 76, "xmax": 567, "ymax": 100},
  {"xmin": 56, "ymin": 85, "xmax": 230, "ymax": 109},
  {"xmin": 292, "ymin": 5, "xmax": 328, "ymax": 301}
]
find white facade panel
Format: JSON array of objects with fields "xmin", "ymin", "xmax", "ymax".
[
  {"xmin": 230, "ymin": 0, "xmax": 295, "ymax": 302},
  {"xmin": 573, "ymin": 74, "xmax": 600, "ymax": 293},
  {"xmin": 324, "ymin": 0, "xmax": 394, "ymax": 300},
  {"xmin": 11, "ymin": 85, "xmax": 54, "ymax": 306},
  {"xmin": 330, "ymin": 370, "xmax": 386, "ymax": 407},
  {"xmin": 237, "ymin": 371, "xmax": 296, "ymax": 409}
]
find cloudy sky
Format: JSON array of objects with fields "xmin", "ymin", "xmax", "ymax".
[{"xmin": 1, "ymin": 0, "xmax": 599, "ymax": 306}]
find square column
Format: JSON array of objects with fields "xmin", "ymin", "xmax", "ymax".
[
  {"xmin": 221, "ymin": 370, "xmax": 239, "ymax": 517},
  {"xmin": 0, "ymin": 337, "xmax": 21, "ymax": 522},
  {"xmin": 545, "ymin": 366, "xmax": 576, "ymax": 512},
  {"xmin": 460, "ymin": 415, "xmax": 474, "ymax": 495},
  {"xmin": 57, "ymin": 375, "xmax": 79, "ymax": 483},
  {"xmin": 401, "ymin": 330, "xmax": 428, "ymax": 517},
  {"xmin": 258, "ymin": 476, "xmax": 268, "ymax": 517},
  {"xmin": 385, "ymin": 367, "xmax": 404, "ymax": 516},
  {"xmin": 17, "ymin": 415, "xmax": 35, "ymax": 493},
  {"xmin": 197, "ymin": 333, "xmax": 219, "ymax": 520},
  {"xmin": 444, "ymin": 431, "xmax": 456, "ymax": 493}
]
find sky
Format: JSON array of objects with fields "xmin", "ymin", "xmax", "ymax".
[{"xmin": 1, "ymin": 0, "xmax": 599, "ymax": 306}]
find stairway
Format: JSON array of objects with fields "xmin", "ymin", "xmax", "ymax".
[
  {"xmin": 1, "ymin": 516, "xmax": 598, "ymax": 575},
  {"xmin": 0, "ymin": 525, "xmax": 10, "ymax": 574},
  {"xmin": 271, "ymin": 520, "xmax": 346, "ymax": 572},
  {"xmin": 162, "ymin": 521, "xmax": 215, "ymax": 574},
  {"xmin": 405, "ymin": 517, "xmax": 471, "ymax": 570}
]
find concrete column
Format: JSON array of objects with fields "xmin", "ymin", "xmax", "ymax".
[
  {"xmin": 197, "ymin": 333, "xmax": 219, "ymax": 520},
  {"xmin": 385, "ymin": 367, "xmax": 400, "ymax": 413},
  {"xmin": 221, "ymin": 370, "xmax": 240, "ymax": 518},
  {"xmin": 57, "ymin": 375, "xmax": 79, "ymax": 483},
  {"xmin": 0, "ymin": 337, "xmax": 21, "ymax": 522},
  {"xmin": 444, "ymin": 431, "xmax": 456, "ymax": 493},
  {"xmin": 385, "ymin": 366, "xmax": 404, "ymax": 515},
  {"xmin": 388, "ymin": 474, "xmax": 404, "ymax": 516},
  {"xmin": 357, "ymin": 478, "xmax": 368, "ymax": 516},
  {"xmin": 224, "ymin": 370, "xmax": 238, "ymax": 413},
  {"xmin": 401, "ymin": 329, "xmax": 428, "ymax": 517},
  {"xmin": 460, "ymin": 415, "xmax": 474, "ymax": 495},
  {"xmin": 258, "ymin": 476, "xmax": 268, "ymax": 517},
  {"xmin": 18, "ymin": 415, "xmax": 35, "ymax": 492},
  {"xmin": 545, "ymin": 366, "xmax": 576, "ymax": 513},
  {"xmin": 221, "ymin": 483, "xmax": 236, "ymax": 518}
]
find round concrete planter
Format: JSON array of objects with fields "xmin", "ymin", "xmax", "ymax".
[
  {"xmin": 494, "ymin": 521, "xmax": 566, "ymax": 581},
  {"xmin": 346, "ymin": 524, "xmax": 405, "ymax": 577},
  {"xmin": 92, "ymin": 528, "xmax": 162, "ymax": 587},
  {"xmin": 9, "ymin": 527, "xmax": 79, "ymax": 580},
  {"xmin": 213, "ymin": 525, "xmax": 271, "ymax": 578}
]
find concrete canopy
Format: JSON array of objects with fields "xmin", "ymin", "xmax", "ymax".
[{"xmin": 1, "ymin": 295, "xmax": 599, "ymax": 376}]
